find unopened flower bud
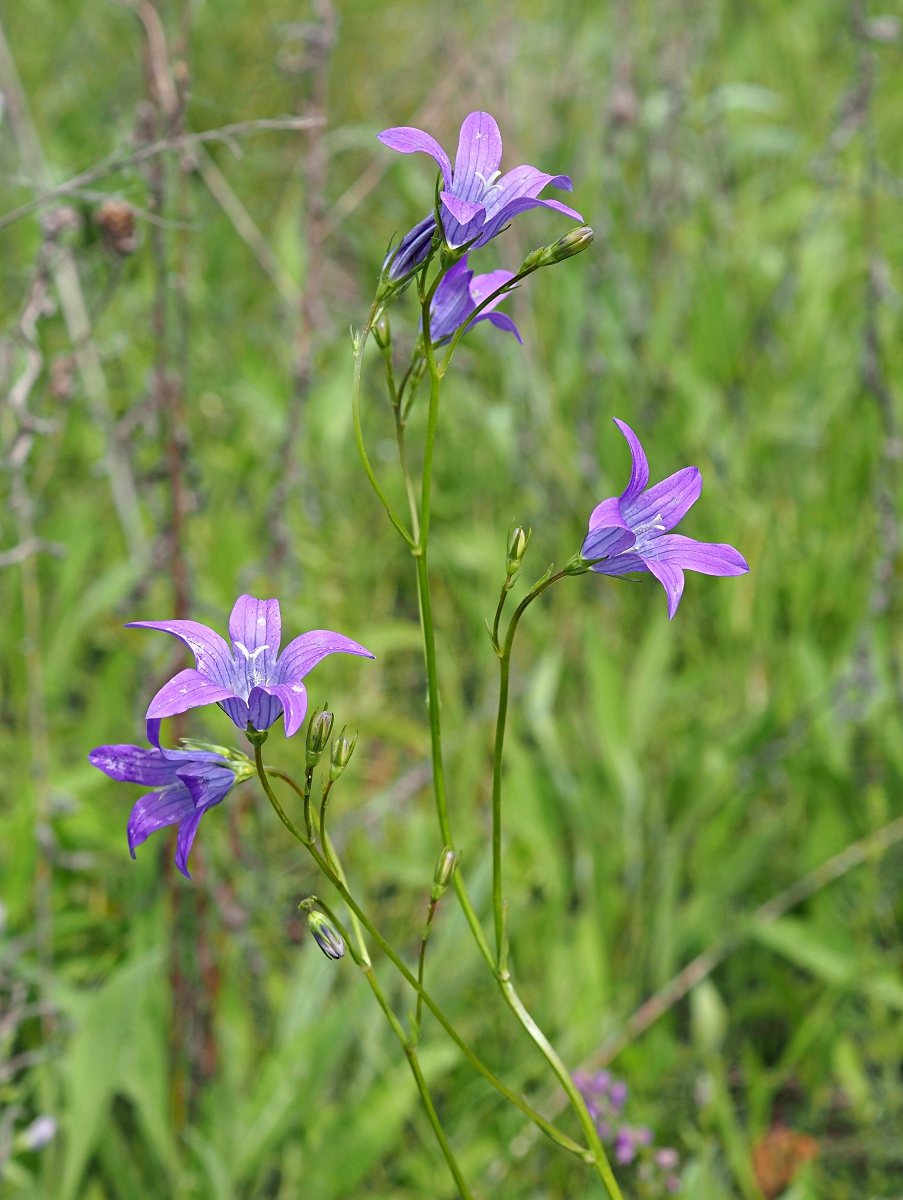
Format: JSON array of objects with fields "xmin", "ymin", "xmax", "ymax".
[
  {"xmin": 520, "ymin": 225, "xmax": 594, "ymax": 273},
  {"xmin": 306, "ymin": 909, "xmax": 345, "ymax": 960},
  {"xmin": 329, "ymin": 730, "xmax": 357, "ymax": 782},
  {"xmin": 506, "ymin": 524, "xmax": 531, "ymax": 578},
  {"xmin": 383, "ymin": 213, "xmax": 437, "ymax": 282},
  {"xmin": 431, "ymin": 845, "xmax": 458, "ymax": 899},
  {"xmin": 306, "ymin": 708, "xmax": 334, "ymax": 767}
]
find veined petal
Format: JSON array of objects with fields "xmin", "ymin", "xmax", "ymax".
[
  {"xmin": 641, "ymin": 556, "xmax": 685, "ymax": 620},
  {"xmin": 429, "ymin": 258, "xmax": 476, "ymax": 342},
  {"xmin": 125, "ymin": 619, "xmax": 235, "ymax": 688},
  {"xmin": 477, "ymin": 311, "xmax": 523, "ymax": 342},
  {"xmin": 220, "ymin": 695, "xmax": 250, "ymax": 731},
  {"xmin": 276, "ymin": 630, "xmax": 374, "ymax": 684},
  {"xmin": 624, "ymin": 466, "xmax": 701, "ymax": 532},
  {"xmin": 474, "ymin": 194, "xmax": 583, "ymax": 247},
  {"xmin": 468, "ymin": 269, "xmax": 516, "ymax": 311},
  {"xmin": 260, "ymin": 681, "xmax": 309, "ymax": 737},
  {"xmin": 146, "ymin": 718, "xmax": 228, "ymax": 764},
  {"xmin": 640, "ymin": 534, "xmax": 749, "ymax": 576},
  {"xmin": 89, "ymin": 743, "xmax": 179, "ymax": 787},
  {"xmin": 174, "ymin": 761, "xmax": 236, "ymax": 810},
  {"xmin": 440, "ymin": 192, "xmax": 485, "ymax": 227},
  {"xmin": 483, "ymin": 165, "xmax": 573, "ymax": 219},
  {"xmin": 452, "ymin": 112, "xmax": 503, "ymax": 203},
  {"xmin": 589, "ymin": 551, "xmax": 649, "ymax": 577},
  {"xmin": 247, "ymin": 686, "xmax": 284, "ymax": 732},
  {"xmin": 174, "ymin": 811, "xmax": 205, "ymax": 879},
  {"xmin": 145, "ymin": 669, "xmax": 237, "ymax": 720},
  {"xmin": 377, "ymin": 126, "xmax": 452, "ymax": 188},
  {"xmin": 229, "ymin": 595, "xmax": 281, "ymax": 693},
  {"xmin": 612, "ymin": 419, "xmax": 650, "ymax": 504},
  {"xmin": 229, "ymin": 595, "xmax": 281, "ymax": 662},
  {"xmin": 127, "ymin": 782, "xmax": 194, "ymax": 858},
  {"xmin": 582, "ymin": 496, "xmax": 636, "ymax": 561}
]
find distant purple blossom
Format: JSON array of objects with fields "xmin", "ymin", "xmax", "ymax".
[
  {"xmin": 575, "ymin": 1070, "xmax": 681, "ymax": 1194},
  {"xmin": 378, "ymin": 110, "xmax": 582, "ymax": 250},
  {"xmin": 89, "ymin": 719, "xmax": 240, "ymax": 878},
  {"xmin": 427, "ymin": 254, "xmax": 522, "ymax": 344},
  {"xmin": 127, "ymin": 595, "xmax": 373, "ymax": 737},
  {"xmin": 581, "ymin": 419, "xmax": 749, "ymax": 619}
]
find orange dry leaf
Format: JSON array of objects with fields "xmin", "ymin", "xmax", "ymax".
[{"xmin": 752, "ymin": 1126, "xmax": 820, "ymax": 1199}]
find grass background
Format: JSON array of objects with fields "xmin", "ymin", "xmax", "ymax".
[{"xmin": 1, "ymin": 0, "xmax": 902, "ymax": 1196}]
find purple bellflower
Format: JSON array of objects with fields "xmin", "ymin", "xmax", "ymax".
[
  {"xmin": 581, "ymin": 419, "xmax": 749, "ymax": 619},
  {"xmin": 89, "ymin": 719, "xmax": 250, "ymax": 878},
  {"xmin": 427, "ymin": 254, "xmax": 522, "ymax": 344},
  {"xmin": 378, "ymin": 110, "xmax": 582, "ymax": 250},
  {"xmin": 127, "ymin": 594, "xmax": 374, "ymax": 737}
]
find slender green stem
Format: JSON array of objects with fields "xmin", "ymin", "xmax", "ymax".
[
  {"xmin": 415, "ymin": 897, "xmax": 438, "ymax": 1029},
  {"xmin": 394, "ymin": 406, "xmax": 421, "ymax": 541},
  {"xmin": 492, "ymin": 571, "xmax": 569, "ymax": 960},
  {"xmin": 315, "ymin": 898, "xmax": 473, "ymax": 1198},
  {"xmin": 302, "ymin": 764, "xmax": 315, "ymax": 841},
  {"xmin": 487, "ymin": 571, "xmax": 626, "ymax": 1199},
  {"xmin": 499, "ymin": 975, "xmax": 625, "ymax": 1200},
  {"xmin": 491, "ymin": 580, "xmax": 510, "ymax": 653},
  {"xmin": 318, "ymin": 780, "xmax": 336, "ymax": 868},
  {"xmin": 254, "ymin": 757, "xmax": 591, "ymax": 1161},
  {"xmin": 365, "ymin": 965, "xmax": 474, "ymax": 1200},
  {"xmin": 351, "ymin": 301, "xmax": 416, "ymax": 549}
]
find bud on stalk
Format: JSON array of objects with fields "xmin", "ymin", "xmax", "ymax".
[
  {"xmin": 329, "ymin": 730, "xmax": 357, "ymax": 782},
  {"xmin": 506, "ymin": 524, "xmax": 531, "ymax": 580},
  {"xmin": 431, "ymin": 845, "xmax": 459, "ymax": 900},
  {"xmin": 306, "ymin": 908, "xmax": 345, "ymax": 960},
  {"xmin": 519, "ymin": 225, "xmax": 594, "ymax": 273},
  {"xmin": 306, "ymin": 707, "xmax": 334, "ymax": 768}
]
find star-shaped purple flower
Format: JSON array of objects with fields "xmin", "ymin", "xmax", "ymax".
[
  {"xmin": 89, "ymin": 719, "xmax": 245, "ymax": 877},
  {"xmin": 127, "ymin": 594, "xmax": 374, "ymax": 736},
  {"xmin": 427, "ymin": 254, "xmax": 522, "ymax": 344},
  {"xmin": 378, "ymin": 110, "xmax": 582, "ymax": 250},
  {"xmin": 582, "ymin": 419, "xmax": 749, "ymax": 618}
]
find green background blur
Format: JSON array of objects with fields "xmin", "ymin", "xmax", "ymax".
[{"xmin": 1, "ymin": 0, "xmax": 902, "ymax": 1196}]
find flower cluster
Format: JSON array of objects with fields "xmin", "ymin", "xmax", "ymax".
[
  {"xmin": 89, "ymin": 594, "xmax": 373, "ymax": 877},
  {"xmin": 575, "ymin": 1070, "xmax": 681, "ymax": 1195}
]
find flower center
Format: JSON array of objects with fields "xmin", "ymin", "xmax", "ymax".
[
  {"xmin": 474, "ymin": 169, "xmax": 503, "ymax": 202},
  {"xmin": 619, "ymin": 513, "xmax": 665, "ymax": 555},
  {"xmin": 233, "ymin": 641, "xmax": 270, "ymax": 689}
]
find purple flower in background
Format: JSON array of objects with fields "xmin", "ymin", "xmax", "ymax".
[
  {"xmin": 581, "ymin": 419, "xmax": 749, "ymax": 619},
  {"xmin": 89, "ymin": 720, "xmax": 246, "ymax": 878},
  {"xmin": 127, "ymin": 594, "xmax": 374, "ymax": 737},
  {"xmin": 378, "ymin": 110, "xmax": 582, "ymax": 249},
  {"xmin": 427, "ymin": 254, "xmax": 522, "ymax": 344}
]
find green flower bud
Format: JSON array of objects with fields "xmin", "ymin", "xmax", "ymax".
[
  {"xmin": 519, "ymin": 225, "xmax": 594, "ymax": 273},
  {"xmin": 329, "ymin": 730, "xmax": 357, "ymax": 782},
  {"xmin": 306, "ymin": 707, "xmax": 334, "ymax": 768},
  {"xmin": 431, "ymin": 845, "xmax": 459, "ymax": 900},
  {"xmin": 306, "ymin": 909, "xmax": 345, "ymax": 960},
  {"xmin": 506, "ymin": 524, "xmax": 531, "ymax": 578}
]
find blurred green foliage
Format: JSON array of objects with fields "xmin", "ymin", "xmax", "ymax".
[{"xmin": 1, "ymin": 0, "xmax": 903, "ymax": 1196}]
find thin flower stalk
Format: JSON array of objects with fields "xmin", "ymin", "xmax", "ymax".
[{"xmin": 252, "ymin": 749, "xmax": 592, "ymax": 1162}]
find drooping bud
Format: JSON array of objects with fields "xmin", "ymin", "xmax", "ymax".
[
  {"xmin": 329, "ymin": 730, "xmax": 357, "ymax": 782},
  {"xmin": 431, "ymin": 845, "xmax": 458, "ymax": 900},
  {"xmin": 306, "ymin": 909, "xmax": 345, "ymax": 960},
  {"xmin": 519, "ymin": 225, "xmax": 594, "ymax": 273},
  {"xmin": 306, "ymin": 707, "xmax": 334, "ymax": 768},
  {"xmin": 506, "ymin": 524, "xmax": 531, "ymax": 579}
]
